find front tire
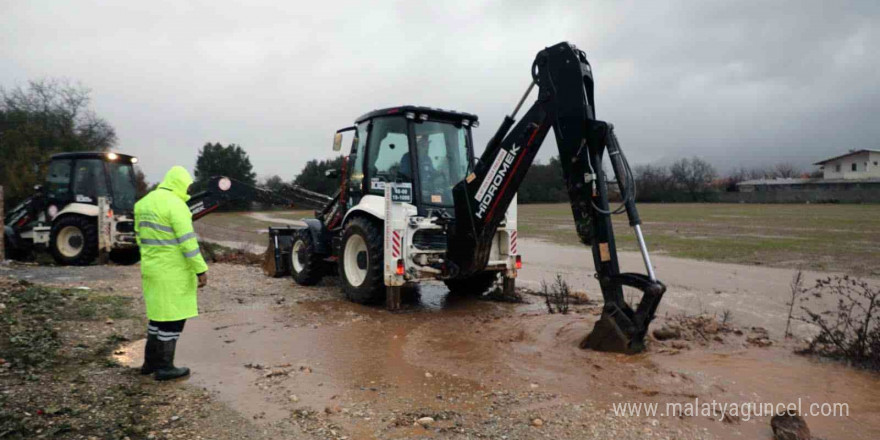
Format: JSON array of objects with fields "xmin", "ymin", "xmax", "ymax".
[
  {"xmin": 49, "ymin": 215, "xmax": 98, "ymax": 266},
  {"xmin": 338, "ymin": 217, "xmax": 385, "ymax": 304},
  {"xmin": 444, "ymin": 271, "xmax": 498, "ymax": 296},
  {"xmin": 291, "ymin": 230, "xmax": 325, "ymax": 286}
]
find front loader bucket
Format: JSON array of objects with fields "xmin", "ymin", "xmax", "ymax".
[{"xmin": 579, "ymin": 311, "xmax": 646, "ymax": 354}]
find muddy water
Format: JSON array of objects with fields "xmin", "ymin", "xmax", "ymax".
[
  {"xmin": 657, "ymin": 349, "xmax": 880, "ymax": 439},
  {"xmin": 516, "ymin": 238, "xmax": 879, "ymax": 339},
  {"xmin": 116, "ymin": 284, "xmax": 880, "ymax": 440}
]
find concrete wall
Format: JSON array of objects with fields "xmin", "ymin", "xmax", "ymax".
[
  {"xmin": 821, "ymin": 151, "xmax": 880, "ymax": 179},
  {"xmin": 719, "ymin": 180, "xmax": 880, "ymax": 203}
]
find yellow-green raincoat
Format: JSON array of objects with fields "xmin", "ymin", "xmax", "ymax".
[{"xmin": 134, "ymin": 166, "xmax": 208, "ymax": 321}]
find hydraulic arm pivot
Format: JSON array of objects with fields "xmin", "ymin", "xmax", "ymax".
[{"xmin": 448, "ymin": 42, "xmax": 666, "ymax": 353}]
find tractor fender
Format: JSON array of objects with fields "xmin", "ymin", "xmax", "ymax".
[
  {"xmin": 301, "ymin": 218, "xmax": 331, "ymax": 255},
  {"xmin": 341, "ymin": 195, "xmax": 386, "ymax": 225},
  {"xmin": 55, "ymin": 203, "xmax": 99, "ymax": 219},
  {"xmin": 340, "ymin": 195, "xmax": 418, "ymax": 226}
]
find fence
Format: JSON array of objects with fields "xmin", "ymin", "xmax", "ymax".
[{"xmin": 721, "ymin": 181, "xmax": 880, "ymax": 204}]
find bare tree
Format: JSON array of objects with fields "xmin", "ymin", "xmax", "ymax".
[
  {"xmin": 1, "ymin": 78, "xmax": 117, "ymax": 209},
  {"xmin": 670, "ymin": 157, "xmax": 717, "ymax": 201},
  {"xmin": 773, "ymin": 162, "xmax": 800, "ymax": 178},
  {"xmin": 634, "ymin": 164, "xmax": 674, "ymax": 202}
]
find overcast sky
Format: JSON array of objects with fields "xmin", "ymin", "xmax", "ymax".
[{"xmin": 2, "ymin": 0, "xmax": 878, "ymax": 182}]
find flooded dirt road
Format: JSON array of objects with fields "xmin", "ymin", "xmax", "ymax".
[
  {"xmin": 11, "ymin": 235, "xmax": 878, "ymax": 439},
  {"xmin": 516, "ymin": 238, "xmax": 874, "ymax": 339},
  {"xmin": 109, "ymin": 277, "xmax": 879, "ymax": 440}
]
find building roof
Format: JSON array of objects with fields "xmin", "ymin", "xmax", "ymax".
[{"xmin": 813, "ymin": 149, "xmax": 880, "ymax": 165}]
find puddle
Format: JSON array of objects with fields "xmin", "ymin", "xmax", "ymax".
[
  {"xmin": 657, "ymin": 349, "xmax": 880, "ymax": 439},
  {"xmin": 113, "ymin": 280, "xmax": 880, "ymax": 440}
]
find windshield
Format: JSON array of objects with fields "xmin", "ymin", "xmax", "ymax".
[
  {"xmin": 413, "ymin": 121, "xmax": 470, "ymax": 207},
  {"xmin": 108, "ymin": 162, "xmax": 137, "ymax": 212}
]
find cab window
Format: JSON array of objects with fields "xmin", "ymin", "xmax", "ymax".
[
  {"xmin": 72, "ymin": 159, "xmax": 109, "ymax": 202},
  {"xmin": 46, "ymin": 159, "xmax": 72, "ymax": 200},
  {"xmin": 413, "ymin": 121, "xmax": 470, "ymax": 207},
  {"xmin": 366, "ymin": 116, "xmax": 409, "ymax": 194},
  {"xmin": 349, "ymin": 121, "xmax": 369, "ymax": 197}
]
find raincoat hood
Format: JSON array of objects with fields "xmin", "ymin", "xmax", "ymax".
[{"xmin": 158, "ymin": 166, "xmax": 193, "ymax": 202}]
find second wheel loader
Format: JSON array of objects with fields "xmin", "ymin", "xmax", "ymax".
[{"xmin": 287, "ymin": 42, "xmax": 667, "ymax": 354}]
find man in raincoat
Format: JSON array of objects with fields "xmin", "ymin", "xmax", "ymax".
[{"xmin": 134, "ymin": 166, "xmax": 208, "ymax": 380}]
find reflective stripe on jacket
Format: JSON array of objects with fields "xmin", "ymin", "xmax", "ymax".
[{"xmin": 135, "ymin": 166, "xmax": 208, "ymax": 321}]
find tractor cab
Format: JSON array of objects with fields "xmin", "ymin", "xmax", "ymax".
[
  {"xmin": 44, "ymin": 151, "xmax": 139, "ymax": 215},
  {"xmin": 334, "ymin": 106, "xmax": 478, "ymax": 216}
]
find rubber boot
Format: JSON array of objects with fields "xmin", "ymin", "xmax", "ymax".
[
  {"xmin": 139, "ymin": 333, "xmax": 160, "ymax": 375},
  {"xmin": 154, "ymin": 339, "xmax": 190, "ymax": 381}
]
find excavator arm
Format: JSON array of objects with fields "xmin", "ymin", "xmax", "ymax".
[
  {"xmin": 448, "ymin": 42, "xmax": 666, "ymax": 354},
  {"xmin": 188, "ymin": 176, "xmax": 333, "ymax": 221}
]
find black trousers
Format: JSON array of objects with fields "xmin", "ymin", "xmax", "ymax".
[{"xmin": 147, "ymin": 319, "xmax": 186, "ymax": 341}]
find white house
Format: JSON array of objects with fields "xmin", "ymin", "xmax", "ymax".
[{"xmin": 814, "ymin": 149, "xmax": 880, "ymax": 180}]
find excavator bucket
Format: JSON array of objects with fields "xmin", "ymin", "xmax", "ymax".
[{"xmin": 580, "ymin": 312, "xmax": 642, "ymax": 354}]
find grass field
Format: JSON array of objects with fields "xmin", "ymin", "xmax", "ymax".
[
  {"xmin": 518, "ymin": 203, "xmax": 880, "ymax": 276},
  {"xmin": 194, "ymin": 204, "xmax": 880, "ymax": 276}
]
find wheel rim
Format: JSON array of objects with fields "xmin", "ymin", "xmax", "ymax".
[
  {"xmin": 57, "ymin": 225, "xmax": 84, "ymax": 258},
  {"xmin": 343, "ymin": 234, "xmax": 368, "ymax": 287},
  {"xmin": 291, "ymin": 239, "xmax": 305, "ymax": 273}
]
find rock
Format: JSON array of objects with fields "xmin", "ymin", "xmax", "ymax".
[
  {"xmin": 416, "ymin": 417, "xmax": 435, "ymax": 427},
  {"xmin": 671, "ymin": 341, "xmax": 690, "ymax": 350},
  {"xmin": 324, "ymin": 404, "xmax": 341, "ymax": 414},
  {"xmin": 531, "ymin": 418, "xmax": 544, "ymax": 427},
  {"xmin": 702, "ymin": 320, "xmax": 719, "ymax": 334},
  {"xmin": 424, "ymin": 372, "xmax": 433, "ymax": 378},
  {"xmin": 653, "ymin": 326, "xmax": 680, "ymax": 341},
  {"xmin": 105, "ymin": 318, "xmax": 114, "ymax": 325},
  {"xmin": 288, "ymin": 395, "xmax": 299, "ymax": 403},
  {"xmin": 747, "ymin": 336, "xmax": 772, "ymax": 347},
  {"xmin": 170, "ymin": 415, "xmax": 180, "ymax": 422},
  {"xmin": 771, "ymin": 411, "xmax": 811, "ymax": 440},
  {"xmin": 529, "ymin": 383, "xmax": 539, "ymax": 389}
]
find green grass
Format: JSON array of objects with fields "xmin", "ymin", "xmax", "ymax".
[{"xmin": 518, "ymin": 203, "xmax": 880, "ymax": 275}]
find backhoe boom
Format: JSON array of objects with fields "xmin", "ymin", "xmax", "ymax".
[{"xmin": 448, "ymin": 42, "xmax": 666, "ymax": 353}]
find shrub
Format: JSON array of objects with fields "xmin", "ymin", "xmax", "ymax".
[{"xmin": 798, "ymin": 275, "xmax": 879, "ymax": 370}]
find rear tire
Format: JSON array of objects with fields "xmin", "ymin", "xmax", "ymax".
[
  {"xmin": 109, "ymin": 248, "xmax": 141, "ymax": 265},
  {"xmin": 338, "ymin": 217, "xmax": 385, "ymax": 304},
  {"xmin": 444, "ymin": 271, "xmax": 498, "ymax": 296},
  {"xmin": 291, "ymin": 230, "xmax": 325, "ymax": 286},
  {"xmin": 49, "ymin": 215, "xmax": 98, "ymax": 266}
]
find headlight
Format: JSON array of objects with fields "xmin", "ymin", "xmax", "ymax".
[
  {"xmin": 131, "ymin": 157, "xmax": 138, "ymax": 164},
  {"xmin": 106, "ymin": 152, "xmax": 118, "ymax": 160}
]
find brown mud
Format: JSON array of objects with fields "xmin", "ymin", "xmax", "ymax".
[{"xmin": 115, "ymin": 282, "xmax": 880, "ymax": 440}]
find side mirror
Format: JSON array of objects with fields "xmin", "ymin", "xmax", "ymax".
[
  {"xmin": 325, "ymin": 169, "xmax": 339, "ymax": 179},
  {"xmin": 332, "ymin": 126, "xmax": 357, "ymax": 151}
]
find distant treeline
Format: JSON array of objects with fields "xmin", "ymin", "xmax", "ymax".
[{"xmin": 518, "ymin": 156, "xmax": 819, "ymax": 204}]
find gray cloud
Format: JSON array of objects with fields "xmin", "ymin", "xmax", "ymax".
[{"xmin": 2, "ymin": 0, "xmax": 877, "ymax": 181}]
